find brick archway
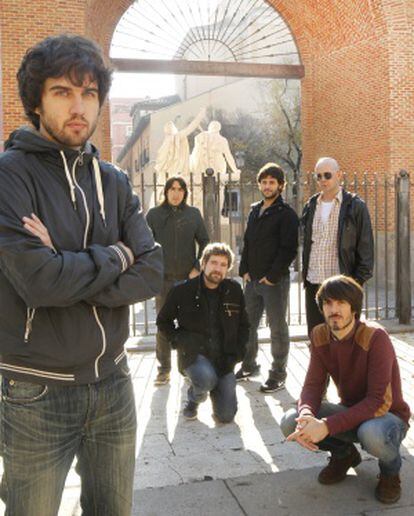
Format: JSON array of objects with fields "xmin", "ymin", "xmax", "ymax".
[{"xmin": 1, "ymin": 1, "xmax": 413, "ymax": 173}]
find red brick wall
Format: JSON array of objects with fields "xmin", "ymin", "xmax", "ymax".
[
  {"xmin": 0, "ymin": 1, "xmax": 86, "ymax": 145},
  {"xmin": 1, "ymin": 0, "xmax": 413, "ymax": 173}
]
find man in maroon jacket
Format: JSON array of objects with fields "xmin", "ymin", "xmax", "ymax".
[{"xmin": 280, "ymin": 275, "xmax": 410, "ymax": 504}]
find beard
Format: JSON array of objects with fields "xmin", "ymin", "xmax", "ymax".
[
  {"xmin": 40, "ymin": 113, "xmax": 98, "ymax": 149},
  {"xmin": 262, "ymin": 189, "xmax": 279, "ymax": 200},
  {"xmin": 327, "ymin": 313, "xmax": 354, "ymax": 332},
  {"xmin": 204, "ymin": 271, "xmax": 223, "ymax": 285}
]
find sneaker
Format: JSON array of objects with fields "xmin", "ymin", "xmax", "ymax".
[
  {"xmin": 318, "ymin": 445, "xmax": 361, "ymax": 485},
  {"xmin": 375, "ymin": 474, "xmax": 401, "ymax": 504},
  {"xmin": 154, "ymin": 371, "xmax": 170, "ymax": 385},
  {"xmin": 235, "ymin": 365, "xmax": 260, "ymax": 381},
  {"xmin": 183, "ymin": 401, "xmax": 198, "ymax": 420},
  {"xmin": 259, "ymin": 378, "xmax": 285, "ymax": 393}
]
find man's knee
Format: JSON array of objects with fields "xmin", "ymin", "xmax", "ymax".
[
  {"xmin": 357, "ymin": 419, "xmax": 390, "ymax": 457},
  {"xmin": 280, "ymin": 408, "xmax": 298, "ymax": 438},
  {"xmin": 191, "ymin": 368, "xmax": 217, "ymax": 391},
  {"xmin": 214, "ymin": 406, "xmax": 237, "ymax": 424}
]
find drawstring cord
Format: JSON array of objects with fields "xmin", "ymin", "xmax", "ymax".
[{"xmin": 92, "ymin": 157, "xmax": 106, "ymax": 226}]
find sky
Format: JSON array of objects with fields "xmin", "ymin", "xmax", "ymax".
[{"xmin": 110, "ymin": 72, "xmax": 176, "ymax": 99}]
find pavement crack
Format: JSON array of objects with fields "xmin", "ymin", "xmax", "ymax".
[{"xmin": 223, "ymin": 479, "xmax": 248, "ymax": 515}]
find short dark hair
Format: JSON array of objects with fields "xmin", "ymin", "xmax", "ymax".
[
  {"xmin": 316, "ymin": 275, "xmax": 364, "ymax": 317},
  {"xmin": 17, "ymin": 34, "xmax": 112, "ymax": 129},
  {"xmin": 163, "ymin": 176, "xmax": 188, "ymax": 205},
  {"xmin": 201, "ymin": 242, "xmax": 234, "ymax": 270},
  {"xmin": 257, "ymin": 162, "xmax": 285, "ymax": 188}
]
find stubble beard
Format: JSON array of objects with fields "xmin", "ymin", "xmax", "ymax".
[
  {"xmin": 40, "ymin": 115, "xmax": 98, "ymax": 149},
  {"xmin": 205, "ymin": 272, "xmax": 223, "ymax": 285}
]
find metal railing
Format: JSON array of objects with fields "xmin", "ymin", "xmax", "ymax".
[{"xmin": 129, "ymin": 170, "xmax": 412, "ymax": 337}]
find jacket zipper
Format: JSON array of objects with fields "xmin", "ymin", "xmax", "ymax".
[
  {"xmin": 72, "ymin": 153, "xmax": 107, "ymax": 379},
  {"xmin": 24, "ymin": 307, "xmax": 36, "ymax": 342}
]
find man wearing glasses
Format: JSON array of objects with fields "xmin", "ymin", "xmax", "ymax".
[{"xmin": 301, "ymin": 157, "xmax": 374, "ymax": 336}]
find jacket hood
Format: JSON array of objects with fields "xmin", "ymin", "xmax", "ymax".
[
  {"xmin": 4, "ymin": 126, "xmax": 99, "ymax": 160},
  {"xmin": 5, "ymin": 127, "xmax": 106, "ymax": 223}
]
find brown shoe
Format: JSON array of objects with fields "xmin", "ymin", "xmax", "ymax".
[
  {"xmin": 154, "ymin": 371, "xmax": 170, "ymax": 385},
  {"xmin": 375, "ymin": 474, "xmax": 401, "ymax": 504},
  {"xmin": 318, "ymin": 445, "xmax": 361, "ymax": 484}
]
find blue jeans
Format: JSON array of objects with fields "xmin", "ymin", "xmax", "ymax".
[
  {"xmin": 185, "ymin": 355, "xmax": 237, "ymax": 423},
  {"xmin": 280, "ymin": 402, "xmax": 408, "ymax": 476},
  {"xmin": 0, "ymin": 368, "xmax": 137, "ymax": 516},
  {"xmin": 243, "ymin": 275, "xmax": 290, "ymax": 380}
]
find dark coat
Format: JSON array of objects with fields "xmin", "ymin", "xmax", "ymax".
[
  {"xmin": 146, "ymin": 203, "xmax": 209, "ymax": 279},
  {"xmin": 156, "ymin": 274, "xmax": 249, "ymax": 375},
  {"xmin": 239, "ymin": 196, "xmax": 299, "ymax": 284},
  {"xmin": 0, "ymin": 128, "xmax": 163, "ymax": 385},
  {"xmin": 301, "ymin": 190, "xmax": 374, "ymax": 285}
]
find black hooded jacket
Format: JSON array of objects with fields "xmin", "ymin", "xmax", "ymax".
[{"xmin": 0, "ymin": 128, "xmax": 163, "ymax": 384}]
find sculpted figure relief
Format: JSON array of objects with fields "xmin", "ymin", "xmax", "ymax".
[
  {"xmin": 190, "ymin": 121, "xmax": 241, "ymax": 180},
  {"xmin": 155, "ymin": 107, "xmax": 206, "ymax": 176}
]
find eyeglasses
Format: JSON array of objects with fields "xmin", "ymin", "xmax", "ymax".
[{"xmin": 315, "ymin": 172, "xmax": 333, "ymax": 181}]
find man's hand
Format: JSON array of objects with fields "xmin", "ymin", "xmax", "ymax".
[
  {"xmin": 259, "ymin": 276, "xmax": 275, "ymax": 286},
  {"xmin": 23, "ymin": 213, "xmax": 54, "ymax": 249},
  {"xmin": 243, "ymin": 273, "xmax": 251, "ymax": 283},
  {"xmin": 286, "ymin": 415, "xmax": 329, "ymax": 452},
  {"xmin": 188, "ymin": 268, "xmax": 200, "ymax": 279}
]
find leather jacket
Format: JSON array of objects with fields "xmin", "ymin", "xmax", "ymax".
[{"xmin": 302, "ymin": 189, "xmax": 374, "ymax": 285}]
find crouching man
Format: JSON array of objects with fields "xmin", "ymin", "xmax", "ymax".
[
  {"xmin": 157, "ymin": 243, "xmax": 249, "ymax": 422},
  {"xmin": 280, "ymin": 275, "xmax": 410, "ymax": 504}
]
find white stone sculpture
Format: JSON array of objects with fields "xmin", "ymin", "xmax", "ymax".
[
  {"xmin": 190, "ymin": 121, "xmax": 241, "ymax": 181},
  {"xmin": 155, "ymin": 107, "xmax": 206, "ymax": 176}
]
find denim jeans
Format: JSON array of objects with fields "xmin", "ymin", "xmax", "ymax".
[
  {"xmin": 185, "ymin": 355, "xmax": 237, "ymax": 423},
  {"xmin": 280, "ymin": 402, "xmax": 408, "ymax": 476},
  {"xmin": 0, "ymin": 368, "xmax": 137, "ymax": 516},
  {"xmin": 243, "ymin": 275, "xmax": 290, "ymax": 380}
]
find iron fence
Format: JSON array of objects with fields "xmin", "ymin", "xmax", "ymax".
[{"xmin": 129, "ymin": 170, "xmax": 412, "ymax": 338}]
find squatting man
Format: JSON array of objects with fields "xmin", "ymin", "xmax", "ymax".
[
  {"xmin": 157, "ymin": 242, "xmax": 249, "ymax": 423},
  {"xmin": 280, "ymin": 275, "xmax": 410, "ymax": 505}
]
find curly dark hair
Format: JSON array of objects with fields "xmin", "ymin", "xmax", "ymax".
[{"xmin": 17, "ymin": 34, "xmax": 112, "ymax": 129}]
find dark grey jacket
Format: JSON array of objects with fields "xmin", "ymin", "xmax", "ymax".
[
  {"xmin": 301, "ymin": 189, "xmax": 374, "ymax": 285},
  {"xmin": 146, "ymin": 203, "xmax": 209, "ymax": 279},
  {"xmin": 0, "ymin": 128, "xmax": 163, "ymax": 385}
]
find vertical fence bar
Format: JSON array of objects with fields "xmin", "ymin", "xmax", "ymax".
[
  {"xmin": 228, "ymin": 171, "xmax": 234, "ymax": 267},
  {"xmin": 190, "ymin": 172, "xmax": 194, "ymax": 206},
  {"xmin": 363, "ymin": 172, "xmax": 369, "ymax": 318},
  {"xmin": 374, "ymin": 173, "xmax": 379, "ymax": 319},
  {"xmin": 384, "ymin": 175, "xmax": 389, "ymax": 318},
  {"xmin": 396, "ymin": 170, "xmax": 411, "ymax": 324}
]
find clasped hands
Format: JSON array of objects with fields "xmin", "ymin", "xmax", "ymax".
[{"xmin": 286, "ymin": 414, "xmax": 329, "ymax": 452}]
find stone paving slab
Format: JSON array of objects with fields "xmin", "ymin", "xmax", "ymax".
[
  {"xmin": 133, "ymin": 480, "xmax": 244, "ymax": 516},
  {"xmin": 134, "ymin": 459, "xmax": 414, "ymax": 516}
]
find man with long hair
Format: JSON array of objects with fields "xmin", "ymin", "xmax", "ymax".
[{"xmin": 146, "ymin": 176, "xmax": 209, "ymax": 385}]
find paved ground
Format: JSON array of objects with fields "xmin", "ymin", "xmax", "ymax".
[{"xmin": 1, "ymin": 333, "xmax": 413, "ymax": 515}]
